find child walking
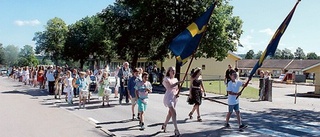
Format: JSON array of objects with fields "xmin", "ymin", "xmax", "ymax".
[
  {"xmin": 77, "ymin": 72, "xmax": 89, "ymax": 109},
  {"xmin": 135, "ymin": 72, "xmax": 152, "ymax": 130},
  {"xmin": 98, "ymin": 72, "xmax": 112, "ymax": 107},
  {"xmin": 63, "ymin": 71, "xmax": 74, "ymax": 104},
  {"xmin": 224, "ymin": 70, "xmax": 248, "ymax": 130}
]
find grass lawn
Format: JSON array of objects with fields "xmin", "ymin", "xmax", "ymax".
[{"xmin": 201, "ymin": 80, "xmax": 259, "ymax": 100}]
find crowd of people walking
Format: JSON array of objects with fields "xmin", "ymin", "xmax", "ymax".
[{"xmin": 6, "ymin": 62, "xmax": 248, "ymax": 136}]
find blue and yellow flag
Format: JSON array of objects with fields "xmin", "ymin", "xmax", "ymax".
[
  {"xmin": 169, "ymin": 3, "xmax": 216, "ymax": 65},
  {"xmin": 249, "ymin": 1, "xmax": 300, "ymax": 79}
]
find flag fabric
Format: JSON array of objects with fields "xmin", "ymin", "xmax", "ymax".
[
  {"xmin": 248, "ymin": 1, "xmax": 300, "ymax": 79},
  {"xmin": 169, "ymin": 3, "xmax": 216, "ymax": 65}
]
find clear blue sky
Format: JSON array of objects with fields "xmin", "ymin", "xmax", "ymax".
[
  {"xmin": 0, "ymin": 0, "xmax": 115, "ymax": 49},
  {"xmin": 1, "ymin": 0, "xmax": 318, "ymax": 56},
  {"xmin": 229, "ymin": 0, "xmax": 320, "ymax": 55}
]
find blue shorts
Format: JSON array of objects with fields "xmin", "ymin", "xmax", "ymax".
[
  {"xmin": 137, "ymin": 98, "xmax": 148, "ymax": 112},
  {"xmin": 228, "ymin": 104, "xmax": 239, "ymax": 112}
]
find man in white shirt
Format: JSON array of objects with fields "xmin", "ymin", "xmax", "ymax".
[{"xmin": 46, "ymin": 66, "xmax": 56, "ymax": 95}]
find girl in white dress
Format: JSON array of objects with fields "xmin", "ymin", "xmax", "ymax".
[
  {"xmin": 63, "ymin": 71, "xmax": 74, "ymax": 104},
  {"xmin": 161, "ymin": 66, "xmax": 183, "ymax": 136}
]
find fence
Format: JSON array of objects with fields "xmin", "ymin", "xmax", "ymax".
[{"xmin": 178, "ymin": 73, "xmax": 225, "ymax": 94}]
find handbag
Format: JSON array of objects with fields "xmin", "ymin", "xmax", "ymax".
[{"xmin": 187, "ymin": 96, "xmax": 193, "ymax": 105}]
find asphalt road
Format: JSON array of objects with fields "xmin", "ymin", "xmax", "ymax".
[{"xmin": 1, "ymin": 76, "xmax": 319, "ymax": 137}]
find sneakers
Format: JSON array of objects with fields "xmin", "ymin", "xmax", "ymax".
[
  {"xmin": 132, "ymin": 114, "xmax": 135, "ymax": 120},
  {"xmin": 239, "ymin": 124, "xmax": 248, "ymax": 129},
  {"xmin": 140, "ymin": 122, "xmax": 145, "ymax": 130},
  {"xmin": 224, "ymin": 123, "xmax": 231, "ymax": 128}
]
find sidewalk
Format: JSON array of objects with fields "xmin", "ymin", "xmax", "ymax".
[{"xmin": 153, "ymin": 82, "xmax": 320, "ymax": 112}]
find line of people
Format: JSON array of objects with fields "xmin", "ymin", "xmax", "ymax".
[{"xmin": 7, "ymin": 62, "xmax": 248, "ymax": 136}]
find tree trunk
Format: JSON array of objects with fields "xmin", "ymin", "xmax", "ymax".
[
  {"xmin": 131, "ymin": 54, "xmax": 139, "ymax": 69},
  {"xmin": 80, "ymin": 59, "xmax": 84, "ymax": 71}
]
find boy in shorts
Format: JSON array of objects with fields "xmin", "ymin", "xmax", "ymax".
[
  {"xmin": 224, "ymin": 70, "xmax": 248, "ymax": 130},
  {"xmin": 128, "ymin": 68, "xmax": 140, "ymax": 120},
  {"xmin": 135, "ymin": 72, "xmax": 152, "ymax": 130}
]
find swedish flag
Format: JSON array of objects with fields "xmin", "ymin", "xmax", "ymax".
[
  {"xmin": 249, "ymin": 0, "xmax": 300, "ymax": 78},
  {"xmin": 169, "ymin": 3, "xmax": 216, "ymax": 65}
]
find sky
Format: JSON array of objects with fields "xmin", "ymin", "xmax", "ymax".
[
  {"xmin": 0, "ymin": 0, "xmax": 115, "ymax": 49},
  {"xmin": 0, "ymin": 0, "xmax": 319, "ymax": 56},
  {"xmin": 229, "ymin": 0, "xmax": 320, "ymax": 55}
]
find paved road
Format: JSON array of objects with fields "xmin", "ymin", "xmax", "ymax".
[
  {"xmin": 0, "ymin": 77, "xmax": 106, "ymax": 137},
  {"xmin": 1, "ymin": 76, "xmax": 319, "ymax": 137}
]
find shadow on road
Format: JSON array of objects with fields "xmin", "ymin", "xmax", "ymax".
[
  {"xmin": 286, "ymin": 91, "xmax": 320, "ymax": 98},
  {"xmin": 1, "ymin": 89, "xmax": 47, "ymax": 97}
]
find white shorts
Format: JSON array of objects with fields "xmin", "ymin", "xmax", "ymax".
[{"xmin": 80, "ymin": 89, "xmax": 88, "ymax": 98}]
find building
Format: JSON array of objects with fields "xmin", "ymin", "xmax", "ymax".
[
  {"xmin": 108, "ymin": 51, "xmax": 241, "ymax": 81},
  {"xmin": 302, "ymin": 63, "xmax": 320, "ymax": 94},
  {"xmin": 237, "ymin": 59, "xmax": 320, "ymax": 80},
  {"xmin": 162, "ymin": 51, "xmax": 242, "ymax": 80}
]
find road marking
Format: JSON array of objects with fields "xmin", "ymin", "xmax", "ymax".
[
  {"xmin": 281, "ymin": 125, "xmax": 320, "ymax": 136},
  {"xmin": 302, "ymin": 121, "xmax": 320, "ymax": 126},
  {"xmin": 221, "ymin": 134, "xmax": 248, "ymax": 137},
  {"xmin": 254, "ymin": 128, "xmax": 298, "ymax": 137},
  {"xmin": 88, "ymin": 117, "xmax": 99, "ymax": 123}
]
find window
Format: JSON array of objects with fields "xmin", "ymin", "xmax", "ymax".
[{"xmin": 202, "ymin": 65, "xmax": 205, "ymax": 70}]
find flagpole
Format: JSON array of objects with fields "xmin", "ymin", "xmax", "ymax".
[
  {"xmin": 176, "ymin": 1, "xmax": 217, "ymax": 97},
  {"xmin": 176, "ymin": 27, "xmax": 207, "ymax": 97},
  {"xmin": 236, "ymin": 0, "xmax": 300, "ymax": 99}
]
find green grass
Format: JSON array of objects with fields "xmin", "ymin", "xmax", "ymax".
[{"xmin": 200, "ymin": 80, "xmax": 259, "ymax": 99}]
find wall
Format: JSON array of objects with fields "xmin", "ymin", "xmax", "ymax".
[
  {"xmin": 162, "ymin": 54, "xmax": 238, "ymax": 80},
  {"xmin": 304, "ymin": 65, "xmax": 320, "ymax": 94}
]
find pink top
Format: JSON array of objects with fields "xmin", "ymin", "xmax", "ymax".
[{"xmin": 162, "ymin": 77, "xmax": 179, "ymax": 107}]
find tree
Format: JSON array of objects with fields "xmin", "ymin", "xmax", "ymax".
[
  {"xmin": 255, "ymin": 51, "xmax": 262, "ymax": 59},
  {"xmin": 245, "ymin": 50, "xmax": 254, "ymax": 59},
  {"xmin": 294, "ymin": 47, "xmax": 306, "ymax": 59},
  {"xmin": 306, "ymin": 52, "xmax": 318, "ymax": 59},
  {"xmin": 281, "ymin": 48, "xmax": 294, "ymax": 59},
  {"xmin": 0, "ymin": 43, "xmax": 5, "ymax": 65},
  {"xmin": 99, "ymin": 0, "xmax": 243, "ymax": 74},
  {"xmin": 272, "ymin": 49, "xmax": 282, "ymax": 59},
  {"xmin": 33, "ymin": 17, "xmax": 68, "ymax": 65},
  {"xmin": 64, "ymin": 15, "xmax": 116, "ymax": 69},
  {"xmin": 4, "ymin": 45, "xmax": 19, "ymax": 66},
  {"xmin": 18, "ymin": 45, "xmax": 39, "ymax": 66}
]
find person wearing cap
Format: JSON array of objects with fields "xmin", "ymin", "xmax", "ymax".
[
  {"xmin": 128, "ymin": 68, "xmax": 140, "ymax": 120},
  {"xmin": 77, "ymin": 71, "xmax": 89, "ymax": 109}
]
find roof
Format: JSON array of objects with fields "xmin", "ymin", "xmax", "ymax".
[
  {"xmin": 237, "ymin": 59, "xmax": 292, "ymax": 69},
  {"xmin": 228, "ymin": 51, "xmax": 242, "ymax": 60},
  {"xmin": 238, "ymin": 59, "xmax": 320, "ymax": 70},
  {"xmin": 302, "ymin": 62, "xmax": 320, "ymax": 72},
  {"xmin": 286, "ymin": 60, "xmax": 320, "ymax": 69}
]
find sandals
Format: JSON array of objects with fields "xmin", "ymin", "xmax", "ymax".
[
  {"xmin": 161, "ymin": 124, "xmax": 166, "ymax": 132},
  {"xmin": 174, "ymin": 129, "xmax": 180, "ymax": 136},
  {"xmin": 188, "ymin": 112, "xmax": 193, "ymax": 119},
  {"xmin": 197, "ymin": 116, "xmax": 202, "ymax": 122}
]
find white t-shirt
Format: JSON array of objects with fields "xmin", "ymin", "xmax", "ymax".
[{"xmin": 227, "ymin": 80, "xmax": 243, "ymax": 105}]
